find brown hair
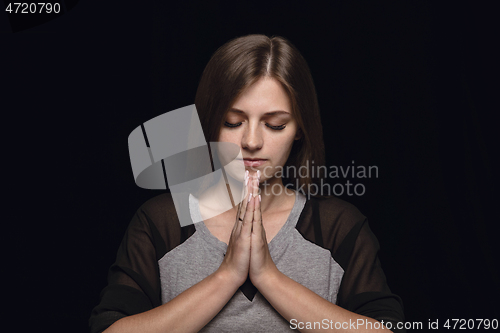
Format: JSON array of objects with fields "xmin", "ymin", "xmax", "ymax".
[{"xmin": 195, "ymin": 34, "xmax": 325, "ymax": 191}]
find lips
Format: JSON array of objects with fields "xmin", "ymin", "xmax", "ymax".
[{"xmin": 242, "ymin": 158, "xmax": 267, "ymax": 167}]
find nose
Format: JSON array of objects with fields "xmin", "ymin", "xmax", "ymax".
[{"xmin": 241, "ymin": 122, "xmax": 263, "ymax": 151}]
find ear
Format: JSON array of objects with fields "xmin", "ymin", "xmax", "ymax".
[{"xmin": 294, "ymin": 128, "xmax": 303, "ymax": 140}]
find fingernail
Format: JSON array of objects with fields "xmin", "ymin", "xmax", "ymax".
[
  {"xmin": 258, "ymin": 194, "xmax": 261, "ymax": 202},
  {"xmin": 257, "ymin": 170, "xmax": 260, "ymax": 179},
  {"xmin": 248, "ymin": 193, "xmax": 252, "ymax": 202},
  {"xmin": 245, "ymin": 177, "xmax": 249, "ymax": 186}
]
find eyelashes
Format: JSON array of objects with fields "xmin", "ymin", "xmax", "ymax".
[
  {"xmin": 224, "ymin": 121, "xmax": 242, "ymax": 128},
  {"xmin": 266, "ymin": 123, "xmax": 286, "ymax": 130},
  {"xmin": 224, "ymin": 121, "xmax": 286, "ymax": 131}
]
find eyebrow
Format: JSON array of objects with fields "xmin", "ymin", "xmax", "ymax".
[{"xmin": 229, "ymin": 108, "xmax": 290, "ymax": 116}]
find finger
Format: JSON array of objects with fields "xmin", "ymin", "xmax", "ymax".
[
  {"xmin": 232, "ymin": 202, "xmax": 242, "ymax": 235},
  {"xmin": 252, "ymin": 178, "xmax": 263, "ymax": 237},
  {"xmin": 241, "ymin": 179, "xmax": 255, "ymax": 237},
  {"xmin": 234, "ymin": 170, "xmax": 250, "ymax": 234},
  {"xmin": 249, "ymin": 174, "xmax": 259, "ymax": 232},
  {"xmin": 240, "ymin": 171, "xmax": 251, "ymax": 215},
  {"xmin": 239, "ymin": 171, "xmax": 251, "ymax": 218},
  {"xmin": 253, "ymin": 171, "xmax": 260, "ymax": 196}
]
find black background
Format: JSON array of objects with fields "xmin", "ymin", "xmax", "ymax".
[{"xmin": 3, "ymin": 1, "xmax": 498, "ymax": 332}]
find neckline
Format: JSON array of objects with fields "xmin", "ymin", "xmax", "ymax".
[{"xmin": 189, "ymin": 190, "xmax": 306, "ymax": 254}]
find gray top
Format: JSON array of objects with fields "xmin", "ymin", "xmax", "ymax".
[
  {"xmin": 90, "ymin": 190, "xmax": 406, "ymax": 333},
  {"xmin": 157, "ymin": 190, "xmax": 344, "ymax": 332}
]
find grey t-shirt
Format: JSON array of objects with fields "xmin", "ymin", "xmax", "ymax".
[
  {"xmin": 89, "ymin": 191, "xmax": 405, "ymax": 333},
  {"xmin": 155, "ymin": 191, "xmax": 343, "ymax": 332}
]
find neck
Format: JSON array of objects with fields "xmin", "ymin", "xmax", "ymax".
[
  {"xmin": 199, "ymin": 171, "xmax": 295, "ymax": 219},
  {"xmin": 224, "ymin": 170, "xmax": 294, "ymax": 213},
  {"xmin": 258, "ymin": 176, "xmax": 295, "ymax": 213}
]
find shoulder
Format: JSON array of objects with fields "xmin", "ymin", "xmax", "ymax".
[
  {"xmin": 135, "ymin": 192, "xmax": 194, "ymax": 242},
  {"xmin": 295, "ymin": 193, "xmax": 367, "ymax": 249},
  {"xmin": 315, "ymin": 195, "xmax": 366, "ymax": 228},
  {"xmin": 311, "ymin": 195, "xmax": 367, "ymax": 253},
  {"xmin": 136, "ymin": 192, "xmax": 176, "ymax": 218}
]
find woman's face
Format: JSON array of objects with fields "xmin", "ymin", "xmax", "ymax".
[{"xmin": 218, "ymin": 76, "xmax": 301, "ymax": 184}]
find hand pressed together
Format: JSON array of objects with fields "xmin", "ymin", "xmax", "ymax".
[{"xmin": 217, "ymin": 170, "xmax": 278, "ymax": 288}]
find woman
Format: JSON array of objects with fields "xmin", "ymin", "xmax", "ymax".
[{"xmin": 90, "ymin": 35, "xmax": 405, "ymax": 333}]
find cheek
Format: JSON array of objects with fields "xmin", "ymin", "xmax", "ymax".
[
  {"xmin": 270, "ymin": 136, "xmax": 296, "ymax": 162},
  {"xmin": 217, "ymin": 130, "xmax": 235, "ymax": 143}
]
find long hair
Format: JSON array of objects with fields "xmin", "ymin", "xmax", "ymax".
[{"xmin": 195, "ymin": 34, "xmax": 325, "ymax": 191}]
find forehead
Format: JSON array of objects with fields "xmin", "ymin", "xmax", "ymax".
[{"xmin": 231, "ymin": 77, "xmax": 291, "ymax": 114}]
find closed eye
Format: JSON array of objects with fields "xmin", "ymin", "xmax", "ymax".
[
  {"xmin": 266, "ymin": 123, "xmax": 286, "ymax": 131},
  {"xmin": 224, "ymin": 121, "xmax": 242, "ymax": 128},
  {"xmin": 224, "ymin": 121, "xmax": 286, "ymax": 130}
]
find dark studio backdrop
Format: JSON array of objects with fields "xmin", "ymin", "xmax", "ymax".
[{"xmin": 3, "ymin": 1, "xmax": 498, "ymax": 331}]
